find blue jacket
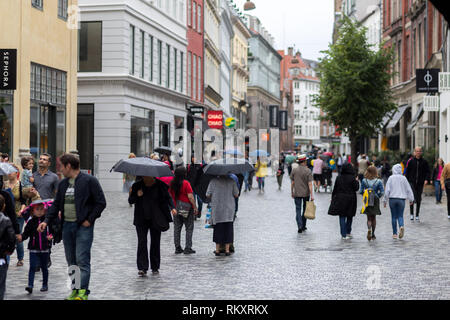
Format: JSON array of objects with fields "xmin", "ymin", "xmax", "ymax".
[
  {"xmin": 359, "ymin": 178, "xmax": 384, "ymax": 198},
  {"xmin": 45, "ymin": 172, "xmax": 106, "ymax": 227}
]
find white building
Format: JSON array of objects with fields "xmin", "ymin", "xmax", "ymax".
[
  {"xmin": 439, "ymin": 23, "xmax": 450, "ymax": 163},
  {"xmin": 219, "ymin": 0, "xmax": 234, "ymax": 118},
  {"xmin": 77, "ymin": 0, "xmax": 188, "ymax": 191},
  {"xmin": 292, "ymin": 61, "xmax": 321, "ymax": 151}
]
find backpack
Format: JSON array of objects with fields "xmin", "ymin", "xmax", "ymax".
[{"xmin": 361, "ymin": 179, "xmax": 380, "ymax": 213}]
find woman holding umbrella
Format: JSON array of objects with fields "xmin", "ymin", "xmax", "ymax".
[{"xmin": 117, "ymin": 157, "xmax": 176, "ymax": 276}]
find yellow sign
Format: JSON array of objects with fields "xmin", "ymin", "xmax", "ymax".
[{"xmin": 225, "ymin": 117, "xmax": 236, "ymax": 128}]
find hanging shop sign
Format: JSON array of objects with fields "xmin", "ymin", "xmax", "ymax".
[
  {"xmin": 207, "ymin": 110, "xmax": 223, "ymax": 129},
  {"xmin": 423, "ymin": 95, "xmax": 439, "ymax": 112},
  {"xmin": 269, "ymin": 105, "xmax": 279, "ymax": 128},
  {"xmin": 439, "ymin": 72, "xmax": 450, "ymax": 92},
  {"xmin": 1, "ymin": 49, "xmax": 17, "ymax": 90},
  {"xmin": 416, "ymin": 69, "xmax": 439, "ymax": 93},
  {"xmin": 279, "ymin": 110, "xmax": 288, "ymax": 131}
]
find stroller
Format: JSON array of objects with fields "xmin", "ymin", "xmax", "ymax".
[{"xmin": 321, "ymin": 166, "xmax": 333, "ymax": 193}]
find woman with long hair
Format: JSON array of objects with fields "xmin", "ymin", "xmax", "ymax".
[
  {"xmin": 432, "ymin": 158, "xmax": 445, "ymax": 204},
  {"xmin": 359, "ymin": 165, "xmax": 384, "ymax": 241},
  {"xmin": 169, "ymin": 167, "xmax": 198, "ymax": 254},
  {"xmin": 255, "ymin": 156, "xmax": 268, "ymax": 194}
]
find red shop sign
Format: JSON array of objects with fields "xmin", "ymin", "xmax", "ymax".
[{"xmin": 207, "ymin": 111, "xmax": 223, "ymax": 129}]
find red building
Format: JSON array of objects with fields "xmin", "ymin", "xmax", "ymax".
[
  {"xmin": 382, "ymin": 0, "xmax": 443, "ymax": 152},
  {"xmin": 186, "ymin": 0, "xmax": 205, "ymax": 131}
]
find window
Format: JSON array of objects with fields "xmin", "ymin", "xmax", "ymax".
[
  {"xmin": 131, "ymin": 106, "xmax": 155, "ymax": 157},
  {"xmin": 78, "ymin": 22, "xmax": 102, "ymax": 72},
  {"xmin": 149, "ymin": 35, "xmax": 153, "ymax": 81},
  {"xmin": 31, "ymin": 63, "xmax": 67, "ymax": 106},
  {"xmin": 141, "ymin": 30, "xmax": 145, "ymax": 78},
  {"xmin": 159, "ymin": 122, "xmax": 171, "ymax": 147},
  {"xmin": 294, "ymin": 110, "xmax": 300, "ymax": 120},
  {"xmin": 187, "ymin": 0, "xmax": 191, "ymax": 27},
  {"xmin": 193, "ymin": 54, "xmax": 197, "ymax": 100},
  {"xmin": 193, "ymin": 2, "xmax": 197, "ymax": 31},
  {"xmin": 58, "ymin": 0, "xmax": 68, "ymax": 19},
  {"xmin": 167, "ymin": 44, "xmax": 171, "ymax": 88},
  {"xmin": 158, "ymin": 40, "xmax": 162, "ymax": 85},
  {"xmin": 294, "ymin": 81, "xmax": 299, "ymax": 89},
  {"xmin": 197, "ymin": 56, "xmax": 201, "ymax": 100},
  {"xmin": 294, "ymin": 95, "xmax": 300, "ymax": 104},
  {"xmin": 180, "ymin": 51, "xmax": 184, "ymax": 93},
  {"xmin": 198, "ymin": 4, "xmax": 202, "ymax": 33},
  {"xmin": 130, "ymin": 25, "xmax": 135, "ymax": 75},
  {"xmin": 188, "ymin": 52, "xmax": 191, "ymax": 97},
  {"xmin": 174, "ymin": 48, "xmax": 177, "ymax": 90},
  {"xmin": 32, "ymin": 0, "xmax": 43, "ymax": 9}
]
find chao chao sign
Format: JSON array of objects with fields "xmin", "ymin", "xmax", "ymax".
[{"xmin": 207, "ymin": 111, "xmax": 223, "ymax": 129}]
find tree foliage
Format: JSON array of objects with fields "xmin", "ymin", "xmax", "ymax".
[{"xmin": 315, "ymin": 16, "xmax": 396, "ymax": 164}]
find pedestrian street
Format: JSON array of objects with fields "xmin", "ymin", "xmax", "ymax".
[{"xmin": 5, "ymin": 172, "xmax": 450, "ymax": 300}]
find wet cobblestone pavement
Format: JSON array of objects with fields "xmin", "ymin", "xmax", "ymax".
[{"xmin": 4, "ymin": 172, "xmax": 450, "ymax": 300}]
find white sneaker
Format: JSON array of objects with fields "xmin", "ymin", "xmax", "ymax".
[
  {"xmin": 342, "ymin": 236, "xmax": 350, "ymax": 240},
  {"xmin": 415, "ymin": 216, "xmax": 420, "ymax": 222},
  {"xmin": 346, "ymin": 234, "xmax": 353, "ymax": 239},
  {"xmin": 448, "ymin": 215, "xmax": 450, "ymax": 219},
  {"xmin": 410, "ymin": 215, "xmax": 414, "ymax": 221}
]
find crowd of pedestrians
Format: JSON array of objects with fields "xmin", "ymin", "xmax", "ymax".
[{"xmin": 1, "ymin": 145, "xmax": 450, "ymax": 301}]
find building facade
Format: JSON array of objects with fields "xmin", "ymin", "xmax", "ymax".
[
  {"xmin": 77, "ymin": 0, "xmax": 189, "ymax": 191},
  {"xmin": 204, "ymin": 0, "xmax": 222, "ymax": 109},
  {"xmin": 245, "ymin": 14, "xmax": 281, "ymax": 142},
  {"xmin": 382, "ymin": 0, "xmax": 443, "ymax": 154},
  {"xmin": 231, "ymin": 9, "xmax": 251, "ymax": 131},
  {"xmin": 0, "ymin": 0, "xmax": 78, "ymax": 170}
]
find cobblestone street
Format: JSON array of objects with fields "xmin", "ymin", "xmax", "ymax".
[{"xmin": 4, "ymin": 172, "xmax": 450, "ymax": 300}]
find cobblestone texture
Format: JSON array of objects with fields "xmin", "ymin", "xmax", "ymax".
[{"xmin": 4, "ymin": 172, "xmax": 450, "ymax": 300}]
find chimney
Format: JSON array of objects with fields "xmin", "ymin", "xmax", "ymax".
[{"xmin": 288, "ymin": 47, "xmax": 294, "ymax": 56}]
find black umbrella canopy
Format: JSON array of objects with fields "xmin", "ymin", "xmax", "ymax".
[
  {"xmin": 110, "ymin": 157, "xmax": 173, "ymax": 177},
  {"xmin": 429, "ymin": 0, "xmax": 450, "ymax": 24},
  {"xmin": 202, "ymin": 158, "xmax": 254, "ymax": 176},
  {"xmin": 154, "ymin": 146, "xmax": 172, "ymax": 155}
]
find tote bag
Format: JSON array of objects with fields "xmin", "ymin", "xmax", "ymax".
[{"xmin": 304, "ymin": 201, "xmax": 316, "ymax": 220}]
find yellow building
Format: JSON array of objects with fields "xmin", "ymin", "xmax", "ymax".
[
  {"xmin": 0, "ymin": 0, "xmax": 78, "ymax": 168},
  {"xmin": 231, "ymin": 13, "xmax": 251, "ymax": 130}
]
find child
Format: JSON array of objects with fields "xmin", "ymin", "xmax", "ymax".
[
  {"xmin": 0, "ymin": 194, "xmax": 16, "ymax": 300},
  {"xmin": 20, "ymin": 200, "xmax": 54, "ymax": 293},
  {"xmin": 360, "ymin": 165, "xmax": 384, "ymax": 241},
  {"xmin": 21, "ymin": 156, "xmax": 35, "ymax": 190}
]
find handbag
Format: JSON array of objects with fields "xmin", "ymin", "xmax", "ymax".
[
  {"xmin": 304, "ymin": 201, "xmax": 316, "ymax": 220},
  {"xmin": 176, "ymin": 200, "xmax": 192, "ymax": 218}
]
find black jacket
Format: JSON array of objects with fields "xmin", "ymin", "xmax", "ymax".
[
  {"xmin": 21, "ymin": 216, "xmax": 53, "ymax": 251},
  {"xmin": 0, "ymin": 212, "xmax": 16, "ymax": 259},
  {"xmin": 128, "ymin": 179, "xmax": 174, "ymax": 231},
  {"xmin": 187, "ymin": 163, "xmax": 204, "ymax": 194},
  {"xmin": 45, "ymin": 172, "xmax": 106, "ymax": 227},
  {"xmin": 0, "ymin": 190, "xmax": 19, "ymax": 234},
  {"xmin": 328, "ymin": 164, "xmax": 360, "ymax": 217},
  {"xmin": 404, "ymin": 157, "xmax": 430, "ymax": 186},
  {"xmin": 431, "ymin": 166, "xmax": 443, "ymax": 182}
]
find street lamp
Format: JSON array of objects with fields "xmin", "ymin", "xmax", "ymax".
[{"xmin": 244, "ymin": 0, "xmax": 256, "ymax": 11}]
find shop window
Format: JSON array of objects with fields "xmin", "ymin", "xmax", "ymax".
[
  {"xmin": 0, "ymin": 92, "xmax": 13, "ymax": 157},
  {"xmin": 78, "ymin": 22, "xmax": 102, "ymax": 72},
  {"xmin": 131, "ymin": 106, "xmax": 155, "ymax": 157}
]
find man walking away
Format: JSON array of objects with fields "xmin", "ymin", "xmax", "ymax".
[
  {"xmin": 404, "ymin": 147, "xmax": 430, "ymax": 222},
  {"xmin": 291, "ymin": 155, "xmax": 314, "ymax": 233},
  {"xmin": 357, "ymin": 154, "xmax": 370, "ymax": 182},
  {"xmin": 38, "ymin": 153, "xmax": 106, "ymax": 300}
]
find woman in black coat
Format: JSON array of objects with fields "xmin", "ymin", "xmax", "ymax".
[
  {"xmin": 328, "ymin": 163, "xmax": 359, "ymax": 239},
  {"xmin": 128, "ymin": 176, "xmax": 175, "ymax": 276}
]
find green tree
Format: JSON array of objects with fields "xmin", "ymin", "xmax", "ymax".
[{"xmin": 315, "ymin": 16, "xmax": 396, "ymax": 167}]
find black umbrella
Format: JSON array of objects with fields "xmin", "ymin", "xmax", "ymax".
[
  {"xmin": 110, "ymin": 157, "xmax": 173, "ymax": 177},
  {"xmin": 154, "ymin": 146, "xmax": 172, "ymax": 155},
  {"xmin": 202, "ymin": 158, "xmax": 254, "ymax": 176}
]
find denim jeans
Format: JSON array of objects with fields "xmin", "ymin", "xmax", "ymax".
[
  {"xmin": 434, "ymin": 180, "xmax": 443, "ymax": 202},
  {"xmin": 339, "ymin": 216, "xmax": 353, "ymax": 237},
  {"xmin": 16, "ymin": 217, "xmax": 24, "ymax": 261},
  {"xmin": 0, "ymin": 264, "xmax": 7, "ymax": 300},
  {"xmin": 257, "ymin": 177, "xmax": 265, "ymax": 190},
  {"xmin": 389, "ymin": 198, "xmax": 405, "ymax": 235},
  {"xmin": 62, "ymin": 222, "xmax": 94, "ymax": 290},
  {"xmin": 294, "ymin": 197, "xmax": 309, "ymax": 230},
  {"xmin": 243, "ymin": 172, "xmax": 250, "ymax": 191},
  {"xmin": 28, "ymin": 252, "xmax": 49, "ymax": 288}
]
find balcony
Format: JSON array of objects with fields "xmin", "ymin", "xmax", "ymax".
[{"xmin": 388, "ymin": 17, "xmax": 403, "ymax": 37}]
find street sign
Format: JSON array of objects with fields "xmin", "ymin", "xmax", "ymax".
[
  {"xmin": 439, "ymin": 72, "xmax": 450, "ymax": 92},
  {"xmin": 188, "ymin": 105, "xmax": 204, "ymax": 114},
  {"xmin": 279, "ymin": 110, "xmax": 288, "ymax": 131},
  {"xmin": 207, "ymin": 110, "xmax": 223, "ymax": 129},
  {"xmin": 423, "ymin": 96, "xmax": 439, "ymax": 112},
  {"xmin": 416, "ymin": 69, "xmax": 439, "ymax": 93},
  {"xmin": 225, "ymin": 117, "xmax": 236, "ymax": 128},
  {"xmin": 1, "ymin": 49, "xmax": 17, "ymax": 90},
  {"xmin": 269, "ymin": 105, "xmax": 279, "ymax": 128}
]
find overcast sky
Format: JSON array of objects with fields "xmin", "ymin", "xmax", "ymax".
[{"xmin": 232, "ymin": 0, "xmax": 334, "ymax": 61}]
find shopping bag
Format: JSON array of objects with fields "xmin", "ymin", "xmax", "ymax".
[{"xmin": 304, "ymin": 201, "xmax": 316, "ymax": 220}]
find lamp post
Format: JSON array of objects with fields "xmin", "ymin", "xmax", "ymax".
[{"xmin": 243, "ymin": 0, "xmax": 256, "ymax": 11}]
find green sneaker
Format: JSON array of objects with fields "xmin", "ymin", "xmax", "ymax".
[
  {"xmin": 65, "ymin": 290, "xmax": 78, "ymax": 300},
  {"xmin": 74, "ymin": 289, "xmax": 88, "ymax": 300}
]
